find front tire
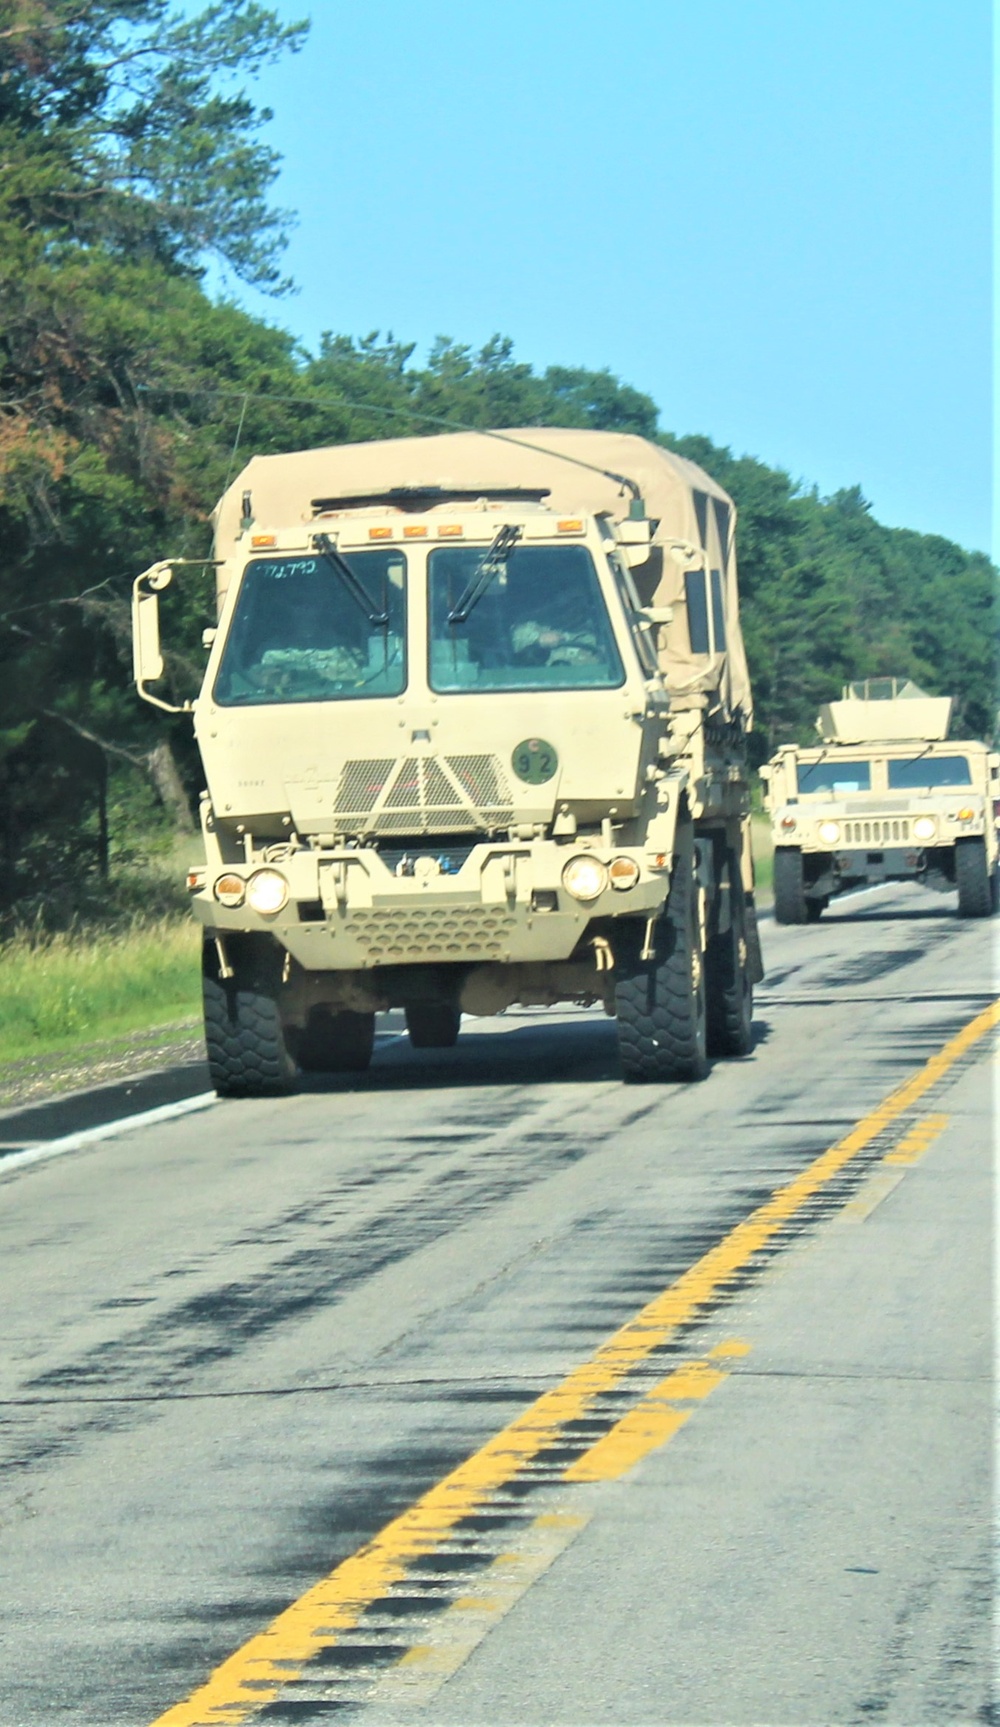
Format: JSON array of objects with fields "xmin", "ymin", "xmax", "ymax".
[
  {"xmin": 955, "ymin": 837, "xmax": 993, "ymax": 918},
  {"xmin": 706, "ymin": 848, "xmax": 753, "ymax": 1057},
  {"xmin": 773, "ymin": 848, "xmax": 809, "ymax": 924},
  {"xmin": 203, "ymin": 937, "xmax": 296, "ymax": 1098},
  {"xmin": 615, "ymin": 846, "xmax": 709, "ymax": 1083},
  {"xmin": 405, "ymin": 1004, "xmax": 462, "ymax": 1049}
]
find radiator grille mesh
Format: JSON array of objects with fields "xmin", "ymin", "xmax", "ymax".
[{"xmin": 332, "ymin": 753, "xmax": 513, "ymax": 836}]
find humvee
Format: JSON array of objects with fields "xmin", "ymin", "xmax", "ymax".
[
  {"xmin": 133, "ymin": 429, "xmax": 764, "ymax": 1093},
  {"xmin": 762, "ymin": 678, "xmax": 999, "ymax": 922}
]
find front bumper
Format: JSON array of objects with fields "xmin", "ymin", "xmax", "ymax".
[{"xmin": 192, "ymin": 839, "xmax": 671, "ymax": 971}]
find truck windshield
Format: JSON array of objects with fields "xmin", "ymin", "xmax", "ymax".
[
  {"xmin": 887, "ymin": 755, "xmax": 973, "ymax": 789},
  {"xmin": 797, "ymin": 760, "xmax": 871, "ymax": 793},
  {"xmin": 428, "ymin": 543, "xmax": 624, "ymax": 692},
  {"xmin": 213, "ymin": 552, "xmax": 406, "ymax": 706}
]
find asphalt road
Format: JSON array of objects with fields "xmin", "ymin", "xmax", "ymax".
[{"xmin": 0, "ymin": 884, "xmax": 995, "ymax": 1727}]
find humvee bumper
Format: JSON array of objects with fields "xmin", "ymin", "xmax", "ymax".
[{"xmin": 192, "ymin": 839, "xmax": 671, "ymax": 971}]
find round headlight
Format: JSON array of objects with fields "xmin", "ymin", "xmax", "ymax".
[
  {"xmin": 213, "ymin": 872, "xmax": 245, "ymax": 908},
  {"xmin": 912, "ymin": 816, "xmax": 936, "ymax": 843},
  {"xmin": 245, "ymin": 868, "xmax": 289, "ymax": 915},
  {"xmin": 561, "ymin": 854, "xmax": 609, "ymax": 901},
  {"xmin": 818, "ymin": 820, "xmax": 841, "ymax": 845},
  {"xmin": 608, "ymin": 856, "xmax": 641, "ymax": 891}
]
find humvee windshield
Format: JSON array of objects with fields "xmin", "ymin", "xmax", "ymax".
[
  {"xmin": 428, "ymin": 543, "xmax": 624, "ymax": 693},
  {"xmin": 797, "ymin": 760, "xmax": 871, "ymax": 793},
  {"xmin": 887, "ymin": 755, "xmax": 973, "ymax": 789},
  {"xmin": 214, "ymin": 552, "xmax": 406, "ymax": 706}
]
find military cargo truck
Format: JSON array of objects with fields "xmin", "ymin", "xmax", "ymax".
[
  {"xmin": 762, "ymin": 678, "xmax": 999, "ymax": 922},
  {"xmin": 133, "ymin": 429, "xmax": 763, "ymax": 1094}
]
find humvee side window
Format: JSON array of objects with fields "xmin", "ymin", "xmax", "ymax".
[
  {"xmin": 428, "ymin": 544, "xmax": 625, "ymax": 693},
  {"xmin": 213, "ymin": 551, "xmax": 406, "ymax": 706},
  {"xmin": 797, "ymin": 759, "xmax": 872, "ymax": 793},
  {"xmin": 887, "ymin": 755, "xmax": 973, "ymax": 789},
  {"xmin": 685, "ymin": 570, "xmax": 710, "ymax": 654}
]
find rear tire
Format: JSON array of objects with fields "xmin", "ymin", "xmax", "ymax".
[
  {"xmin": 203, "ymin": 937, "xmax": 296, "ymax": 1098},
  {"xmin": 773, "ymin": 848, "xmax": 809, "ymax": 924},
  {"xmin": 615, "ymin": 846, "xmax": 709, "ymax": 1083},
  {"xmin": 706, "ymin": 848, "xmax": 753, "ymax": 1057},
  {"xmin": 955, "ymin": 837, "xmax": 993, "ymax": 918},
  {"xmin": 805, "ymin": 896, "xmax": 826, "ymax": 922},
  {"xmin": 296, "ymin": 1007, "xmax": 375, "ymax": 1073},
  {"xmin": 405, "ymin": 1003, "xmax": 461, "ymax": 1049}
]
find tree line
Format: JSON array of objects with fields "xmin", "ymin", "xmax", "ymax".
[{"xmin": 1, "ymin": 3, "xmax": 995, "ymax": 922}]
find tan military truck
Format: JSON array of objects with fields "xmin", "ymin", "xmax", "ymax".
[
  {"xmin": 133, "ymin": 428, "xmax": 763, "ymax": 1093},
  {"xmin": 762, "ymin": 678, "xmax": 999, "ymax": 922}
]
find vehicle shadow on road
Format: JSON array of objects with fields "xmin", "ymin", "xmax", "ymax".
[{"xmin": 827, "ymin": 904, "xmax": 958, "ymax": 925}]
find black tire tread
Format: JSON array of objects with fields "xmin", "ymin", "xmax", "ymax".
[
  {"xmin": 705, "ymin": 849, "xmax": 754, "ymax": 1057},
  {"xmin": 955, "ymin": 837, "xmax": 993, "ymax": 918},
  {"xmin": 405, "ymin": 1004, "xmax": 462, "ymax": 1049},
  {"xmin": 773, "ymin": 848, "xmax": 809, "ymax": 924},
  {"xmin": 615, "ymin": 849, "xmax": 708, "ymax": 1083},
  {"xmin": 203, "ymin": 941, "xmax": 295, "ymax": 1097}
]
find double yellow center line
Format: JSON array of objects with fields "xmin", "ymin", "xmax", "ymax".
[{"xmin": 153, "ymin": 997, "xmax": 999, "ymax": 1727}]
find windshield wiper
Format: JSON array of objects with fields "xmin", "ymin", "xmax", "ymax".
[
  {"xmin": 447, "ymin": 525, "xmax": 522, "ymax": 625},
  {"xmin": 313, "ymin": 533, "xmax": 390, "ymax": 626}
]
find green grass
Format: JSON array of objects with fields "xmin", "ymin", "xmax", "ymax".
[{"xmin": 0, "ymin": 916, "xmax": 202, "ymax": 1064}]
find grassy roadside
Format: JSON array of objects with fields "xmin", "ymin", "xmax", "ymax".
[
  {"xmin": 0, "ymin": 917, "xmax": 201, "ymax": 1067},
  {"xmin": 752, "ymin": 811, "xmax": 774, "ymax": 902}
]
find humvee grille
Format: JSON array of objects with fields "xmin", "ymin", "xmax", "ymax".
[
  {"xmin": 333, "ymin": 753, "xmax": 513, "ymax": 836},
  {"xmin": 841, "ymin": 818, "xmax": 912, "ymax": 845}
]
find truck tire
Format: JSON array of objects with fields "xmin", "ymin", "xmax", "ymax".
[
  {"xmin": 706, "ymin": 849, "xmax": 753, "ymax": 1057},
  {"xmin": 296, "ymin": 1007, "xmax": 375, "ymax": 1073},
  {"xmin": 405, "ymin": 1004, "xmax": 462, "ymax": 1049},
  {"xmin": 614, "ymin": 847, "xmax": 709, "ymax": 1083},
  {"xmin": 955, "ymin": 837, "xmax": 993, "ymax": 918},
  {"xmin": 202, "ymin": 937, "xmax": 296, "ymax": 1098},
  {"xmin": 773, "ymin": 848, "xmax": 809, "ymax": 924},
  {"xmin": 806, "ymin": 896, "xmax": 826, "ymax": 922}
]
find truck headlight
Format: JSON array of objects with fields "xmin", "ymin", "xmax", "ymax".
[
  {"xmin": 213, "ymin": 872, "xmax": 245, "ymax": 908},
  {"xmin": 245, "ymin": 868, "xmax": 289, "ymax": 915},
  {"xmin": 562, "ymin": 855, "xmax": 608, "ymax": 901},
  {"xmin": 912, "ymin": 816, "xmax": 936, "ymax": 842},
  {"xmin": 818, "ymin": 821, "xmax": 841, "ymax": 845}
]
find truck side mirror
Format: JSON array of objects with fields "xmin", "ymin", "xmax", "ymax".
[{"xmin": 132, "ymin": 563, "xmax": 191, "ymax": 714}]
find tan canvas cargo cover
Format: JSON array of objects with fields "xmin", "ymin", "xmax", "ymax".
[{"xmin": 213, "ymin": 428, "xmax": 752, "ymax": 724}]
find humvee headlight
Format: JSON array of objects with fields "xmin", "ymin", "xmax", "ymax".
[
  {"xmin": 912, "ymin": 816, "xmax": 936, "ymax": 842},
  {"xmin": 608, "ymin": 857, "xmax": 641, "ymax": 891},
  {"xmin": 213, "ymin": 872, "xmax": 245, "ymax": 908},
  {"xmin": 245, "ymin": 868, "xmax": 289, "ymax": 916},
  {"xmin": 818, "ymin": 820, "xmax": 841, "ymax": 845},
  {"xmin": 562, "ymin": 855, "xmax": 608, "ymax": 901}
]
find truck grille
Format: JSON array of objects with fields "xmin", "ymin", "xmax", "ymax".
[
  {"xmin": 349, "ymin": 906, "xmax": 516, "ymax": 962},
  {"xmin": 333, "ymin": 754, "xmax": 513, "ymax": 837},
  {"xmin": 841, "ymin": 818, "xmax": 911, "ymax": 845}
]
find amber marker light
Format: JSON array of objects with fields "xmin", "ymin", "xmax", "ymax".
[
  {"xmin": 403, "ymin": 524, "xmax": 428, "ymax": 537},
  {"xmin": 251, "ymin": 534, "xmax": 276, "ymax": 548},
  {"xmin": 368, "ymin": 526, "xmax": 393, "ymax": 540},
  {"xmin": 557, "ymin": 519, "xmax": 584, "ymax": 533},
  {"xmin": 781, "ymin": 815, "xmax": 797, "ymax": 831},
  {"xmin": 609, "ymin": 856, "xmax": 640, "ymax": 891},
  {"xmin": 213, "ymin": 873, "xmax": 245, "ymax": 907},
  {"xmin": 186, "ymin": 867, "xmax": 206, "ymax": 893},
  {"xmin": 439, "ymin": 523, "xmax": 463, "ymax": 536},
  {"xmin": 956, "ymin": 806, "xmax": 975, "ymax": 821}
]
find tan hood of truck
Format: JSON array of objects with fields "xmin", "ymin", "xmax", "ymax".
[{"xmin": 212, "ymin": 429, "xmax": 752, "ymax": 726}]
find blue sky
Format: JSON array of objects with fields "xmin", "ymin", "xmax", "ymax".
[{"xmin": 230, "ymin": 0, "xmax": 992, "ymax": 555}]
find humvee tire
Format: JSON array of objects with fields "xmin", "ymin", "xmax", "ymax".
[
  {"xmin": 706, "ymin": 847, "xmax": 753, "ymax": 1057},
  {"xmin": 297, "ymin": 1007, "xmax": 375, "ymax": 1073},
  {"xmin": 955, "ymin": 837, "xmax": 993, "ymax": 918},
  {"xmin": 615, "ymin": 847, "xmax": 709, "ymax": 1083},
  {"xmin": 773, "ymin": 847, "xmax": 809, "ymax": 924},
  {"xmin": 405, "ymin": 1004, "xmax": 462, "ymax": 1049},
  {"xmin": 806, "ymin": 896, "xmax": 826, "ymax": 922},
  {"xmin": 203, "ymin": 936, "xmax": 296, "ymax": 1097}
]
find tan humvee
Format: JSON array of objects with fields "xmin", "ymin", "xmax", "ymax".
[
  {"xmin": 762, "ymin": 678, "xmax": 999, "ymax": 922},
  {"xmin": 133, "ymin": 429, "xmax": 763, "ymax": 1093}
]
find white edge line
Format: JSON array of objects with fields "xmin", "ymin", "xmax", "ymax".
[{"xmin": 0, "ymin": 1091, "xmax": 218, "ymax": 1177}]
